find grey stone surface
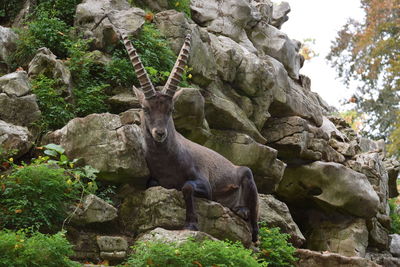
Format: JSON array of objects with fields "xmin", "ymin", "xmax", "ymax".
[
  {"xmin": 389, "ymin": 234, "xmax": 400, "ymax": 257},
  {"xmin": 0, "ymin": 26, "xmax": 17, "ymax": 66},
  {"xmin": 277, "ymin": 161, "xmax": 380, "ymax": 218},
  {"xmin": 258, "ymin": 194, "xmax": 304, "ymax": 246},
  {"xmin": 71, "ymin": 194, "xmax": 118, "ymax": 224},
  {"xmin": 270, "ymin": 1, "xmax": 290, "ymax": 29},
  {"xmin": 120, "ymin": 186, "xmax": 252, "ymax": 247},
  {"xmin": 136, "ymin": 227, "xmax": 217, "ymax": 245},
  {"xmin": 0, "ymin": 120, "xmax": 32, "ymax": 159},
  {"xmin": 45, "ymin": 113, "xmax": 149, "ymax": 184},
  {"xmin": 0, "ymin": 71, "xmax": 31, "ymax": 97}
]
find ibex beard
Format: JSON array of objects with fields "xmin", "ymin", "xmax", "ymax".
[{"xmin": 120, "ymin": 30, "xmax": 260, "ymax": 242}]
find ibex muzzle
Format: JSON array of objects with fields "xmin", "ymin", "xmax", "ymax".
[{"xmin": 110, "ymin": 17, "xmax": 260, "ymax": 242}]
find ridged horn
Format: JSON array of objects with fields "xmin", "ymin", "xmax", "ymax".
[
  {"xmin": 163, "ymin": 34, "xmax": 191, "ymax": 97},
  {"xmin": 120, "ymin": 32, "xmax": 156, "ymax": 99}
]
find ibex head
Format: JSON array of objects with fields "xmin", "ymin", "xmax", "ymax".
[{"xmin": 121, "ymin": 31, "xmax": 191, "ymax": 143}]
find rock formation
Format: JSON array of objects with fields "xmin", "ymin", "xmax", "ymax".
[{"xmin": 1, "ymin": 0, "xmax": 399, "ymax": 266}]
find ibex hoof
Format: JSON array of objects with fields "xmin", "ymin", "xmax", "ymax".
[{"xmin": 184, "ymin": 222, "xmax": 199, "ymax": 231}]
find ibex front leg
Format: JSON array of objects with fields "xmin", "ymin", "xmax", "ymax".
[{"xmin": 181, "ymin": 178, "xmax": 212, "ymax": 231}]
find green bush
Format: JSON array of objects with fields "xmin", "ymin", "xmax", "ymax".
[
  {"xmin": 0, "ymin": 0, "xmax": 24, "ymax": 24},
  {"xmin": 258, "ymin": 226, "xmax": 297, "ymax": 267},
  {"xmin": 10, "ymin": 11, "xmax": 71, "ymax": 67},
  {"xmin": 168, "ymin": 0, "xmax": 191, "ymax": 17},
  {"xmin": 0, "ymin": 229, "xmax": 79, "ymax": 267},
  {"xmin": 122, "ymin": 239, "xmax": 265, "ymax": 267},
  {"xmin": 0, "ymin": 165, "xmax": 76, "ymax": 231},
  {"xmin": 34, "ymin": 0, "xmax": 82, "ymax": 26},
  {"xmin": 389, "ymin": 199, "xmax": 400, "ymax": 234},
  {"xmin": 31, "ymin": 75, "xmax": 75, "ymax": 130},
  {"xmin": 0, "ymin": 144, "xmax": 99, "ymax": 231}
]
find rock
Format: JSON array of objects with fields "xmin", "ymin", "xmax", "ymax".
[
  {"xmin": 70, "ymin": 194, "xmax": 118, "ymax": 225},
  {"xmin": 368, "ymin": 217, "xmax": 389, "ymax": 250},
  {"xmin": 67, "ymin": 230, "xmax": 100, "ymax": 262},
  {"xmin": 28, "ymin": 47, "xmax": 73, "ymax": 97},
  {"xmin": 173, "ymin": 88, "xmax": 211, "ymax": 144},
  {"xmin": 0, "ymin": 71, "xmax": 41, "ymax": 127},
  {"xmin": 134, "ymin": 0, "xmax": 169, "ymax": 12},
  {"xmin": 366, "ymin": 251, "xmax": 400, "ymax": 267},
  {"xmin": 97, "ymin": 236, "xmax": 128, "ymax": 261},
  {"xmin": 263, "ymin": 116, "xmax": 346, "ymax": 163},
  {"xmin": 204, "ymin": 130, "xmax": 285, "ymax": 193},
  {"xmin": 295, "ymin": 249, "xmax": 381, "ymax": 267},
  {"xmin": 107, "ymin": 92, "xmax": 140, "ymax": 114},
  {"xmin": 249, "ymin": 22, "xmax": 302, "ymax": 79},
  {"xmin": 136, "ymin": 227, "xmax": 217, "ymax": 244},
  {"xmin": 75, "ymin": 0, "xmax": 145, "ymax": 51},
  {"xmin": 269, "ymin": 78, "xmax": 323, "ymax": 127},
  {"xmin": 384, "ymin": 158, "xmax": 400, "ymax": 198},
  {"xmin": 0, "ymin": 120, "xmax": 32, "ymax": 159},
  {"xmin": 0, "ymin": 26, "xmax": 18, "ymax": 67},
  {"xmin": 252, "ymin": 0, "xmax": 273, "ymax": 23},
  {"xmin": 270, "ymin": 1, "xmax": 291, "ymax": 29},
  {"xmin": 44, "ymin": 113, "xmax": 149, "ymax": 184},
  {"xmin": 277, "ymin": 161, "xmax": 380, "ymax": 218},
  {"xmin": 120, "ymin": 186, "xmax": 252, "ymax": 247},
  {"xmin": 204, "ymin": 91, "xmax": 266, "ymax": 144},
  {"xmin": 0, "ymin": 94, "xmax": 41, "ymax": 127},
  {"xmin": 190, "ymin": 0, "xmax": 260, "ymax": 52},
  {"xmin": 258, "ymin": 194, "xmax": 305, "ymax": 246},
  {"xmin": 0, "ymin": 71, "xmax": 31, "ymax": 97},
  {"xmin": 307, "ymin": 216, "xmax": 368, "ymax": 257},
  {"xmin": 154, "ymin": 10, "xmax": 218, "ymax": 86},
  {"xmin": 389, "ymin": 234, "xmax": 400, "ymax": 257}
]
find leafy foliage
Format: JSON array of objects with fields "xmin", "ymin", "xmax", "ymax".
[
  {"xmin": 0, "ymin": 144, "xmax": 98, "ymax": 231},
  {"xmin": 33, "ymin": 0, "xmax": 82, "ymax": 26},
  {"xmin": 258, "ymin": 225, "xmax": 297, "ymax": 267},
  {"xmin": 122, "ymin": 239, "xmax": 265, "ymax": 267},
  {"xmin": 327, "ymin": 0, "xmax": 400, "ymax": 140},
  {"xmin": 167, "ymin": 0, "xmax": 191, "ymax": 18},
  {"xmin": 389, "ymin": 198, "xmax": 400, "ymax": 234},
  {"xmin": 0, "ymin": 229, "xmax": 79, "ymax": 267},
  {"xmin": 31, "ymin": 75, "xmax": 75, "ymax": 130},
  {"xmin": 0, "ymin": 0, "xmax": 24, "ymax": 25},
  {"xmin": 10, "ymin": 11, "xmax": 72, "ymax": 67}
]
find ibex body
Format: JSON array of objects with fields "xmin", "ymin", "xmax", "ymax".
[{"xmin": 118, "ymin": 27, "xmax": 259, "ymax": 242}]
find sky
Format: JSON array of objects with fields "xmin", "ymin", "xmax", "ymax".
[{"xmin": 281, "ymin": 0, "xmax": 365, "ymax": 109}]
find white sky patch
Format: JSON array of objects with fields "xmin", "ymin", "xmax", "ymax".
[{"xmin": 281, "ymin": 0, "xmax": 365, "ymax": 109}]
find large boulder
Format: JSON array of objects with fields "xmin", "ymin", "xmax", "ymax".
[
  {"xmin": 277, "ymin": 161, "xmax": 380, "ymax": 218},
  {"xmin": 154, "ymin": 10, "xmax": 217, "ymax": 86},
  {"xmin": 389, "ymin": 234, "xmax": 400, "ymax": 257},
  {"xmin": 296, "ymin": 249, "xmax": 381, "ymax": 267},
  {"xmin": 0, "ymin": 71, "xmax": 41, "ymax": 127},
  {"xmin": 0, "ymin": 26, "xmax": 18, "ymax": 68},
  {"xmin": 258, "ymin": 194, "xmax": 305, "ymax": 246},
  {"xmin": 249, "ymin": 22, "xmax": 302, "ymax": 79},
  {"xmin": 28, "ymin": 47, "xmax": 73, "ymax": 98},
  {"xmin": 44, "ymin": 113, "xmax": 149, "ymax": 184},
  {"xmin": 307, "ymin": 217, "xmax": 369, "ymax": 257},
  {"xmin": 190, "ymin": 0, "xmax": 260, "ymax": 52},
  {"xmin": 74, "ymin": 0, "xmax": 145, "ymax": 51},
  {"xmin": 0, "ymin": 120, "xmax": 32, "ymax": 159},
  {"xmin": 384, "ymin": 158, "xmax": 400, "ymax": 198},
  {"xmin": 204, "ymin": 130, "xmax": 285, "ymax": 193},
  {"xmin": 120, "ymin": 186, "xmax": 253, "ymax": 247},
  {"xmin": 70, "ymin": 194, "xmax": 118, "ymax": 225}
]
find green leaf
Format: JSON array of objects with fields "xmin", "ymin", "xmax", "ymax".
[
  {"xmin": 43, "ymin": 144, "xmax": 65, "ymax": 154},
  {"xmin": 60, "ymin": 154, "xmax": 69, "ymax": 162},
  {"xmin": 44, "ymin": 150, "xmax": 58, "ymax": 157}
]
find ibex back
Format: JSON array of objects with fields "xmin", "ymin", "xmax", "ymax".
[{"xmin": 117, "ymin": 26, "xmax": 259, "ymax": 242}]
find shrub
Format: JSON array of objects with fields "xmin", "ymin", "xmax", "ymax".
[
  {"xmin": 0, "ymin": 0, "xmax": 24, "ymax": 25},
  {"xmin": 0, "ymin": 229, "xmax": 79, "ymax": 267},
  {"xmin": 31, "ymin": 74, "xmax": 75, "ymax": 130},
  {"xmin": 10, "ymin": 11, "xmax": 71, "ymax": 67},
  {"xmin": 122, "ymin": 239, "xmax": 265, "ymax": 267},
  {"xmin": 0, "ymin": 165, "xmax": 76, "ymax": 231},
  {"xmin": 258, "ymin": 225, "xmax": 297, "ymax": 267},
  {"xmin": 389, "ymin": 198, "xmax": 400, "ymax": 234},
  {"xmin": 34, "ymin": 0, "xmax": 82, "ymax": 26},
  {"xmin": 168, "ymin": 0, "xmax": 191, "ymax": 17}
]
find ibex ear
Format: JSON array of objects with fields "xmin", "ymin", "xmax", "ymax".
[
  {"xmin": 172, "ymin": 88, "xmax": 184, "ymax": 105},
  {"xmin": 132, "ymin": 85, "xmax": 145, "ymax": 106}
]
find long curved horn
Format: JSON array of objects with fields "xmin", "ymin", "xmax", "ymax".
[
  {"xmin": 120, "ymin": 32, "xmax": 156, "ymax": 99},
  {"xmin": 104, "ymin": 12, "xmax": 156, "ymax": 99},
  {"xmin": 163, "ymin": 34, "xmax": 191, "ymax": 97}
]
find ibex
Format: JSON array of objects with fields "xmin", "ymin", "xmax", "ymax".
[{"xmin": 113, "ymin": 22, "xmax": 259, "ymax": 242}]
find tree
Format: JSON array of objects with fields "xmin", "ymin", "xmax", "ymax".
[{"xmin": 327, "ymin": 0, "xmax": 400, "ymax": 142}]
